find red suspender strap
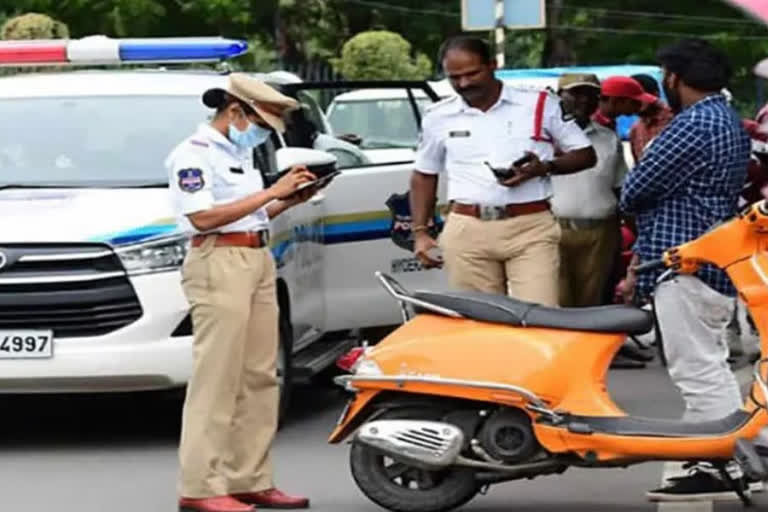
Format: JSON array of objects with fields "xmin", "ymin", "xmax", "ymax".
[{"xmin": 531, "ymin": 90, "xmax": 553, "ymax": 144}]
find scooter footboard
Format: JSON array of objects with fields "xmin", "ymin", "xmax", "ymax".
[{"xmin": 533, "ymin": 408, "xmax": 768, "ymax": 463}]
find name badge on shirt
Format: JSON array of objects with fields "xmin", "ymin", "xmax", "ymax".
[
  {"xmin": 229, "ymin": 167, "xmax": 244, "ymax": 174},
  {"xmin": 449, "ymin": 130, "xmax": 471, "ymax": 138}
]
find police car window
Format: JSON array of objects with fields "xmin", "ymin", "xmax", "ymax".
[
  {"xmin": 295, "ymin": 90, "xmax": 328, "ymax": 135},
  {"xmin": 0, "ymin": 95, "xmax": 207, "ymax": 186},
  {"xmin": 327, "ymin": 98, "xmax": 430, "ymax": 151}
]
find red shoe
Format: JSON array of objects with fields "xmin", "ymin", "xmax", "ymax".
[
  {"xmin": 179, "ymin": 496, "xmax": 255, "ymax": 512},
  {"xmin": 232, "ymin": 488, "xmax": 310, "ymax": 509}
]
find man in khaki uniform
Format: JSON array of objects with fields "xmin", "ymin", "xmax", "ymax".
[
  {"xmin": 166, "ymin": 74, "xmax": 317, "ymax": 512},
  {"xmin": 410, "ymin": 36, "xmax": 596, "ymax": 306},
  {"xmin": 551, "ymin": 73, "xmax": 630, "ymax": 307}
]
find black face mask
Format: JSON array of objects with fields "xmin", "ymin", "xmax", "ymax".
[{"xmin": 663, "ymin": 77, "xmax": 683, "ymax": 114}]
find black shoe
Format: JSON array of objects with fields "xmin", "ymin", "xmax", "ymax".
[
  {"xmin": 646, "ymin": 467, "xmax": 751, "ymax": 502},
  {"xmin": 610, "ymin": 354, "xmax": 646, "ymax": 369},
  {"xmin": 619, "ymin": 343, "xmax": 655, "ymax": 362}
]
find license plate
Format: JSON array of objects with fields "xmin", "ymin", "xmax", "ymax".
[{"xmin": 0, "ymin": 330, "xmax": 53, "ymax": 359}]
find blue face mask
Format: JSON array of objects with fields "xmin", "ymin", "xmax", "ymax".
[{"xmin": 228, "ymin": 121, "xmax": 271, "ymax": 149}]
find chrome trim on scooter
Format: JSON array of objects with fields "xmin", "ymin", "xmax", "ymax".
[
  {"xmin": 356, "ymin": 420, "xmax": 465, "ymax": 469},
  {"xmin": 334, "ymin": 374, "xmax": 563, "ymax": 422},
  {"xmin": 376, "ymin": 271, "xmax": 463, "ymax": 320},
  {"xmin": 754, "ymin": 358, "xmax": 768, "ymax": 404}
]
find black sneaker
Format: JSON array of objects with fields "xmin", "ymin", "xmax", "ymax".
[{"xmin": 646, "ymin": 468, "xmax": 751, "ymax": 502}]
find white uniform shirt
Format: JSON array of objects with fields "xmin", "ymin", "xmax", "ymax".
[
  {"xmin": 415, "ymin": 83, "xmax": 592, "ymax": 206},
  {"xmin": 550, "ymin": 121, "xmax": 628, "ymax": 220},
  {"xmin": 165, "ymin": 123, "xmax": 270, "ymax": 235}
]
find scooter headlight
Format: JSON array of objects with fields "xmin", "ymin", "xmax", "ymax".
[{"xmin": 115, "ymin": 234, "xmax": 190, "ymax": 276}]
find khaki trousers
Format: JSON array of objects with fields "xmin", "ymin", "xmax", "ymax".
[
  {"xmin": 178, "ymin": 237, "xmax": 279, "ymax": 498},
  {"xmin": 438, "ymin": 209, "xmax": 561, "ymax": 306},
  {"xmin": 557, "ymin": 216, "xmax": 620, "ymax": 307}
]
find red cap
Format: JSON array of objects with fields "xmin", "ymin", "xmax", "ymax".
[{"xmin": 601, "ymin": 76, "xmax": 658, "ymax": 104}]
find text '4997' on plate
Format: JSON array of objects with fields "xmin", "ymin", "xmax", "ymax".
[{"xmin": 0, "ymin": 330, "xmax": 53, "ymax": 359}]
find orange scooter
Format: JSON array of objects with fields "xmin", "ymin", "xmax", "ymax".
[{"xmin": 328, "ymin": 200, "xmax": 768, "ymax": 512}]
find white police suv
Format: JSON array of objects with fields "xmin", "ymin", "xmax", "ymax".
[{"xmin": 0, "ymin": 36, "xmax": 450, "ymax": 415}]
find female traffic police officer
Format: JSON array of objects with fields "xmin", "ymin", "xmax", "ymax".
[{"xmin": 166, "ymin": 73, "xmax": 316, "ymax": 512}]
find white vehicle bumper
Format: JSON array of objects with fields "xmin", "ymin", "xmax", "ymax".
[{"xmin": 0, "ymin": 271, "xmax": 193, "ymax": 393}]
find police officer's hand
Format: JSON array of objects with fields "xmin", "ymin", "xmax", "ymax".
[
  {"xmin": 413, "ymin": 232, "xmax": 443, "ymax": 268},
  {"xmin": 501, "ymin": 152, "xmax": 549, "ymax": 188},
  {"xmin": 271, "ymin": 165, "xmax": 317, "ymax": 199},
  {"xmin": 289, "ymin": 184, "xmax": 319, "ymax": 204}
]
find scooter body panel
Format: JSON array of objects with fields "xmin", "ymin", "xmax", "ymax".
[{"xmin": 361, "ymin": 314, "xmax": 627, "ymax": 414}]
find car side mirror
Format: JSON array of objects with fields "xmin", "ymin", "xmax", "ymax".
[{"xmin": 275, "ymin": 147, "xmax": 338, "ymax": 179}]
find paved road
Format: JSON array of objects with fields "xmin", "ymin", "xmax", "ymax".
[{"xmin": 0, "ymin": 360, "xmax": 764, "ymax": 512}]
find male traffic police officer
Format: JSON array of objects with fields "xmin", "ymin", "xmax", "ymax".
[
  {"xmin": 411, "ymin": 36, "xmax": 597, "ymax": 306},
  {"xmin": 166, "ymin": 73, "xmax": 316, "ymax": 512}
]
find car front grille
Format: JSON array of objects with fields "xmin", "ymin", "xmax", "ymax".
[{"xmin": 0, "ymin": 244, "xmax": 142, "ymax": 338}]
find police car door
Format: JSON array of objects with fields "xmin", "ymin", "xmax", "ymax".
[
  {"xmin": 254, "ymin": 137, "xmax": 325, "ymax": 347},
  {"xmin": 283, "ymin": 81, "xmax": 451, "ymax": 333}
]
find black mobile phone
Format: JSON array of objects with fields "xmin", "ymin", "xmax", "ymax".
[
  {"xmin": 484, "ymin": 161, "xmax": 515, "ymax": 180},
  {"xmin": 512, "ymin": 153, "xmax": 535, "ymax": 167}
]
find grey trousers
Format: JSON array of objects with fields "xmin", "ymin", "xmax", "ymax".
[
  {"xmin": 655, "ymin": 275, "xmax": 768, "ymax": 446},
  {"xmin": 656, "ymin": 275, "xmax": 742, "ymax": 421}
]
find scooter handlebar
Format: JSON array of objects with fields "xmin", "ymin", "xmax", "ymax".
[{"xmin": 633, "ymin": 259, "xmax": 667, "ymax": 274}]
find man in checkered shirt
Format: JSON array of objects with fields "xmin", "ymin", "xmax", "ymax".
[{"xmin": 620, "ymin": 38, "xmax": 767, "ymax": 502}]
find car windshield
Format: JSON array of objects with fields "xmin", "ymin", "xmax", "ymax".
[
  {"xmin": 0, "ymin": 95, "xmax": 209, "ymax": 187},
  {"xmin": 326, "ymin": 97, "xmax": 430, "ymax": 150}
]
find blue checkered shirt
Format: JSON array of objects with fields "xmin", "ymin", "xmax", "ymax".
[{"xmin": 619, "ymin": 94, "xmax": 750, "ymax": 300}]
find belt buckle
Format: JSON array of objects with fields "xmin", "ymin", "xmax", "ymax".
[
  {"xmin": 260, "ymin": 230, "xmax": 270, "ymax": 246},
  {"xmin": 480, "ymin": 205, "xmax": 505, "ymax": 221}
]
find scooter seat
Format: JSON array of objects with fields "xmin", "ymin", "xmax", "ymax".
[{"xmin": 412, "ymin": 290, "xmax": 654, "ymax": 335}]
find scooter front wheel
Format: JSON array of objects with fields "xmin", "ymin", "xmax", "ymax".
[{"xmin": 349, "ymin": 408, "xmax": 479, "ymax": 512}]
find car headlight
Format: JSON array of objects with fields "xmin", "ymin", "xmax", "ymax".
[{"xmin": 115, "ymin": 234, "xmax": 190, "ymax": 276}]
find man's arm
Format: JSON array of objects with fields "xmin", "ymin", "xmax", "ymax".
[
  {"xmin": 619, "ymin": 121, "xmax": 705, "ymax": 215},
  {"xmin": 501, "ymin": 98, "xmax": 596, "ymax": 187},
  {"xmin": 410, "ymin": 113, "xmax": 444, "ymax": 231},
  {"xmin": 410, "ymin": 171, "xmax": 438, "ymax": 231},
  {"xmin": 542, "ymin": 96, "xmax": 597, "ymax": 174},
  {"xmin": 410, "ymin": 112, "xmax": 445, "ymax": 267}
]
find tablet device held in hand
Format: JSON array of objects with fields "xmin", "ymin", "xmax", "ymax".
[{"xmin": 294, "ymin": 170, "xmax": 342, "ymax": 191}]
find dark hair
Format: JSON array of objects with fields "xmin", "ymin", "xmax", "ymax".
[
  {"xmin": 438, "ymin": 35, "xmax": 492, "ymax": 64},
  {"xmin": 631, "ymin": 74, "xmax": 660, "ymax": 95},
  {"xmin": 202, "ymin": 88, "xmax": 255, "ymax": 117},
  {"xmin": 656, "ymin": 38, "xmax": 732, "ymax": 92}
]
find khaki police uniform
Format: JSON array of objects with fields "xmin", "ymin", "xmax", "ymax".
[
  {"xmin": 415, "ymin": 83, "xmax": 592, "ymax": 306},
  {"xmin": 166, "ymin": 120, "xmax": 279, "ymax": 499},
  {"xmin": 551, "ymin": 121, "xmax": 628, "ymax": 307}
]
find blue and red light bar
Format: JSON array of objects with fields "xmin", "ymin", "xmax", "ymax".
[{"xmin": 0, "ymin": 35, "xmax": 248, "ymax": 67}]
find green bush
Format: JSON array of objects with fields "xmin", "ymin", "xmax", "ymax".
[
  {"xmin": 332, "ymin": 30, "xmax": 432, "ymax": 80},
  {"xmin": 1, "ymin": 12, "xmax": 69, "ymax": 40}
]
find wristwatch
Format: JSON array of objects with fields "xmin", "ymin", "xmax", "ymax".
[{"xmin": 544, "ymin": 160, "xmax": 557, "ymax": 175}]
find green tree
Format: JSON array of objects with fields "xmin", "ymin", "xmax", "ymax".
[
  {"xmin": 1, "ymin": 12, "xmax": 68, "ymax": 39},
  {"xmin": 331, "ymin": 30, "xmax": 431, "ymax": 80}
]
